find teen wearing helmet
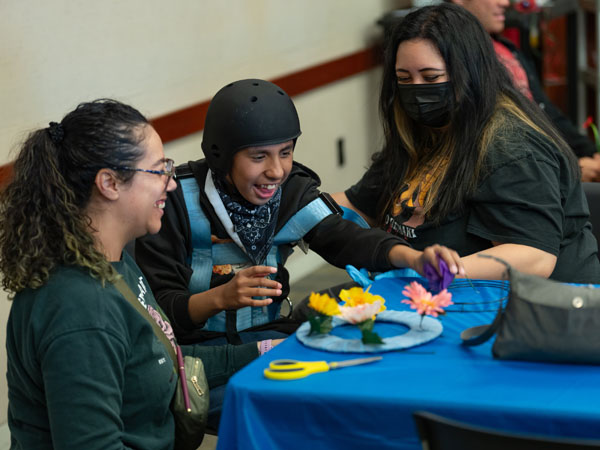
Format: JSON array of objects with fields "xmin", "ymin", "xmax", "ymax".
[{"xmin": 135, "ymin": 78, "xmax": 465, "ymax": 348}]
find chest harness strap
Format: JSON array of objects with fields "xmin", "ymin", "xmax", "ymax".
[{"xmin": 180, "ymin": 176, "xmax": 333, "ymax": 339}]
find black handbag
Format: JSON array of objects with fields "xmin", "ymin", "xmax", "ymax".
[
  {"xmin": 461, "ymin": 255, "xmax": 600, "ymax": 364},
  {"xmin": 114, "ymin": 277, "xmax": 208, "ymax": 450}
]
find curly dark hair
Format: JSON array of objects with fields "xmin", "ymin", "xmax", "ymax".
[{"xmin": 0, "ymin": 99, "xmax": 149, "ymax": 294}]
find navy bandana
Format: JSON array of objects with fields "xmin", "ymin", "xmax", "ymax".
[{"xmin": 212, "ymin": 173, "xmax": 281, "ymax": 265}]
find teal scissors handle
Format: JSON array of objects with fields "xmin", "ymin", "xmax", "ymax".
[{"xmin": 264, "ymin": 359, "xmax": 330, "ymax": 380}]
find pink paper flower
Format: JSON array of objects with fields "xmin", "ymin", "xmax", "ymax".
[
  {"xmin": 401, "ymin": 281, "xmax": 453, "ymax": 317},
  {"xmin": 339, "ymin": 300, "xmax": 384, "ymax": 324}
]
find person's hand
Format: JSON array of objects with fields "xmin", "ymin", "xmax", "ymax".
[
  {"xmin": 410, "ymin": 244, "xmax": 465, "ymax": 278},
  {"xmin": 216, "ymin": 265, "xmax": 282, "ymax": 311},
  {"xmin": 579, "ymin": 154, "xmax": 600, "ymax": 182}
]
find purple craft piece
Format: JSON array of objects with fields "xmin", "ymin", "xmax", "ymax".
[{"xmin": 423, "ymin": 258, "xmax": 454, "ymax": 292}]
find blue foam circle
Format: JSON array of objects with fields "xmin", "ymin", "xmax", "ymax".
[{"xmin": 296, "ymin": 310, "xmax": 443, "ymax": 353}]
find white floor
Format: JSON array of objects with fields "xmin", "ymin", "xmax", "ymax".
[
  {"xmin": 0, "ymin": 422, "xmax": 9, "ymax": 450},
  {"xmin": 199, "ymin": 433, "xmax": 218, "ymax": 450}
]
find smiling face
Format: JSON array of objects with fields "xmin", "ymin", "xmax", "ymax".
[
  {"xmin": 227, "ymin": 140, "xmax": 294, "ymax": 205},
  {"xmin": 395, "ymin": 38, "xmax": 448, "ymax": 85},
  {"xmin": 453, "ymin": 0, "xmax": 510, "ymax": 34},
  {"xmin": 121, "ymin": 125, "xmax": 177, "ymax": 238}
]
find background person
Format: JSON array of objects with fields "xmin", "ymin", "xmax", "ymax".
[
  {"xmin": 444, "ymin": 0, "xmax": 600, "ymax": 181},
  {"xmin": 333, "ymin": 4, "xmax": 600, "ymax": 283}
]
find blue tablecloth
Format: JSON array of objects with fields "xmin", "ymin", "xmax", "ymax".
[{"xmin": 217, "ymin": 277, "xmax": 600, "ymax": 450}]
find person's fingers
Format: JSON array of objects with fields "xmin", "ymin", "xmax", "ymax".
[
  {"xmin": 581, "ymin": 167, "xmax": 596, "ymax": 182},
  {"xmin": 422, "ymin": 246, "xmax": 442, "ymax": 274},
  {"xmin": 238, "ymin": 276, "xmax": 281, "ymax": 290},
  {"xmin": 423, "ymin": 245, "xmax": 465, "ymax": 276},
  {"xmin": 243, "ymin": 298, "xmax": 274, "ymax": 308},
  {"xmin": 580, "ymin": 158, "xmax": 597, "ymax": 182},
  {"xmin": 249, "ymin": 286, "xmax": 282, "ymax": 298},
  {"xmin": 446, "ymin": 249, "xmax": 465, "ymax": 276},
  {"xmin": 242, "ymin": 265, "xmax": 277, "ymax": 277},
  {"xmin": 435, "ymin": 246, "xmax": 464, "ymax": 275},
  {"xmin": 234, "ymin": 266, "xmax": 281, "ymax": 289}
]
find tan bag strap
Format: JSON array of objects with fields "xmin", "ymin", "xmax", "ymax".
[{"xmin": 113, "ymin": 277, "xmax": 178, "ymax": 372}]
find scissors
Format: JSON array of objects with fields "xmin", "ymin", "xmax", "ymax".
[{"xmin": 264, "ymin": 356, "xmax": 383, "ymax": 380}]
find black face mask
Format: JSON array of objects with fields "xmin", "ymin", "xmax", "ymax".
[{"xmin": 396, "ymin": 82, "xmax": 453, "ymax": 128}]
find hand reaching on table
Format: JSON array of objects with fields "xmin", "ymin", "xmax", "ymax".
[{"xmin": 388, "ymin": 244, "xmax": 465, "ymax": 278}]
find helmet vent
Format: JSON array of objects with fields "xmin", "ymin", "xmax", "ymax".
[
  {"xmin": 250, "ymin": 96, "xmax": 258, "ymax": 102},
  {"xmin": 226, "ymin": 83, "xmax": 234, "ymax": 88},
  {"xmin": 252, "ymin": 82, "xmax": 259, "ymax": 86},
  {"xmin": 277, "ymin": 91, "xmax": 285, "ymax": 95}
]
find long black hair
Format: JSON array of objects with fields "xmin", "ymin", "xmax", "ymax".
[
  {"xmin": 0, "ymin": 99, "xmax": 149, "ymax": 294},
  {"xmin": 374, "ymin": 3, "xmax": 575, "ymax": 224}
]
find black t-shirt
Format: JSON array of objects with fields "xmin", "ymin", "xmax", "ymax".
[{"xmin": 346, "ymin": 118, "xmax": 600, "ymax": 284}]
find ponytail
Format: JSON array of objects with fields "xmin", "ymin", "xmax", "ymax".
[{"xmin": 0, "ymin": 99, "xmax": 148, "ymax": 294}]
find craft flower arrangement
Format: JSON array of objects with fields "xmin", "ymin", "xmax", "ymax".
[
  {"xmin": 401, "ymin": 281, "xmax": 453, "ymax": 328},
  {"xmin": 308, "ymin": 286, "xmax": 386, "ymax": 344}
]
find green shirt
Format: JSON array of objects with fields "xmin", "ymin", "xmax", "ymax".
[{"xmin": 7, "ymin": 254, "xmax": 176, "ymax": 449}]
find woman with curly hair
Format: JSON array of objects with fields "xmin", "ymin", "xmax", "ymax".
[
  {"xmin": 334, "ymin": 3, "xmax": 600, "ymax": 282},
  {"xmin": 1, "ymin": 99, "xmax": 263, "ymax": 448}
]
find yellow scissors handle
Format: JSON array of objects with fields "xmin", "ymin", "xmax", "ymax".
[{"xmin": 264, "ymin": 360, "xmax": 330, "ymax": 380}]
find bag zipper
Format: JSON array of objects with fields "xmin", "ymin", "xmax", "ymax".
[{"xmin": 190, "ymin": 359, "xmax": 204, "ymax": 396}]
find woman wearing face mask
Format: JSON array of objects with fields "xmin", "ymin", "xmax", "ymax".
[{"xmin": 334, "ymin": 3, "xmax": 600, "ymax": 283}]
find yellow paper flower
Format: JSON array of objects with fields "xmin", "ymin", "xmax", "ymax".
[
  {"xmin": 338, "ymin": 286, "xmax": 386, "ymax": 313},
  {"xmin": 308, "ymin": 292, "xmax": 341, "ymax": 316}
]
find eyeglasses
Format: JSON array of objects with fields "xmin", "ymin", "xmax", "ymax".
[{"xmin": 111, "ymin": 158, "xmax": 176, "ymax": 187}]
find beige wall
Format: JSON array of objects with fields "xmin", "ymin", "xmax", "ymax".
[{"xmin": 0, "ymin": 0, "xmax": 409, "ymax": 426}]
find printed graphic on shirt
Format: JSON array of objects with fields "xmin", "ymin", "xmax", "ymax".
[
  {"xmin": 136, "ymin": 276, "xmax": 148, "ymax": 308},
  {"xmin": 134, "ymin": 275, "xmax": 177, "ymax": 352},
  {"xmin": 385, "ymin": 164, "xmax": 441, "ymax": 240},
  {"xmin": 147, "ymin": 304, "xmax": 177, "ymax": 351},
  {"xmin": 384, "ymin": 214, "xmax": 417, "ymax": 239}
]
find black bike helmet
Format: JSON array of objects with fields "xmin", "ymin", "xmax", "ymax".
[{"xmin": 201, "ymin": 79, "xmax": 302, "ymax": 175}]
